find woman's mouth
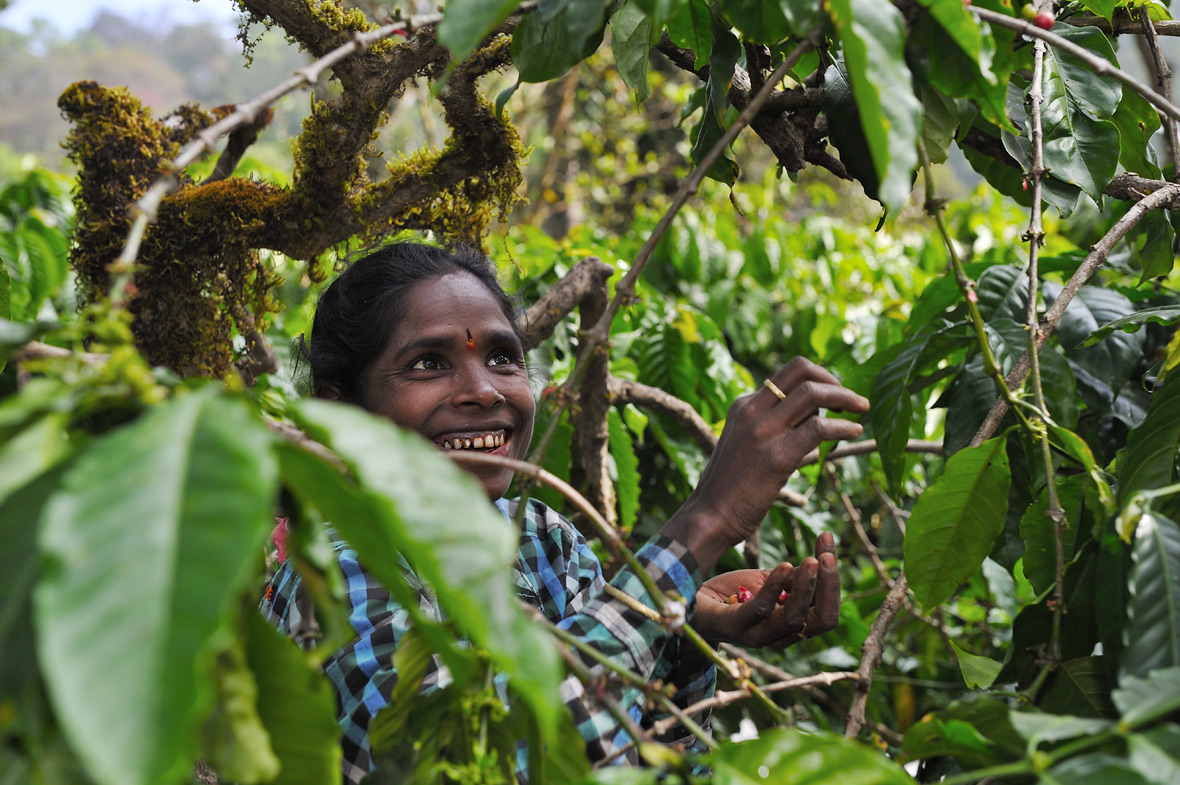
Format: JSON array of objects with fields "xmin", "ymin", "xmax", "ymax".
[{"xmin": 435, "ymin": 430, "xmax": 507, "ymax": 451}]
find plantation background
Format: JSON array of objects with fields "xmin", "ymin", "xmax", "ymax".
[{"xmin": 2, "ymin": 0, "xmax": 1180, "ymax": 784}]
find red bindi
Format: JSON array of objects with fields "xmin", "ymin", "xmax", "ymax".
[{"xmin": 465, "ymin": 328, "xmax": 476, "ymax": 351}]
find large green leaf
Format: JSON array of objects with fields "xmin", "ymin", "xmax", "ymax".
[
  {"xmin": 1045, "ymin": 753, "xmax": 1151, "ymax": 785},
  {"xmin": 245, "ymin": 609, "xmax": 341, "ymax": 784},
  {"xmin": 1038, "ymin": 25, "xmax": 1122, "ymax": 204},
  {"xmin": 666, "ymin": 0, "xmax": 711, "ymax": 67},
  {"xmin": 288, "ymin": 399, "xmax": 563, "ymax": 740},
  {"xmin": 1046, "ymin": 282, "xmax": 1144, "ymax": 404},
  {"xmin": 904, "ymin": 436, "xmax": 1011, "ymax": 610},
  {"xmin": 975, "ymin": 264, "xmax": 1028, "ymax": 323},
  {"xmin": 1020, "ymin": 475, "xmax": 1085, "ymax": 596},
  {"xmin": 1082, "ymin": 304, "xmax": 1180, "ymax": 347},
  {"xmin": 608, "ymin": 408, "xmax": 639, "ymax": 534},
  {"xmin": 823, "ymin": 61, "xmax": 881, "ymax": 202},
  {"xmin": 826, "ymin": 0, "xmax": 921, "ymax": 214},
  {"xmin": 512, "ymin": 0, "xmax": 605, "ymax": 82},
  {"xmin": 901, "ymin": 696, "xmax": 1025, "ymax": 768},
  {"xmin": 1117, "ymin": 375, "xmax": 1180, "ymax": 505},
  {"xmin": 711, "ymin": 729, "xmax": 914, "ymax": 784},
  {"xmin": 201, "ymin": 635, "xmax": 281, "ymax": 784},
  {"xmin": 1112, "ymin": 86, "xmax": 1163, "ymax": 180},
  {"xmin": 1122, "ymin": 513, "xmax": 1180, "ymax": 680},
  {"xmin": 1039, "ymin": 656, "xmax": 1116, "ymax": 718},
  {"xmin": 1131, "ymin": 210, "xmax": 1176, "ymax": 283},
  {"xmin": 34, "ymin": 387, "xmax": 277, "ymax": 785},
  {"xmin": 1113, "ymin": 667, "xmax": 1180, "ymax": 729},
  {"xmin": 871, "ymin": 319, "xmax": 971, "ymax": 489},
  {"xmin": 610, "ymin": 1, "xmax": 655, "ymax": 102},
  {"xmin": 1128, "ymin": 725, "xmax": 1180, "ymax": 785},
  {"xmin": 437, "ymin": 0, "xmax": 523, "ymax": 62}
]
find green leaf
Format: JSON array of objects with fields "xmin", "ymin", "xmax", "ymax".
[
  {"xmin": 718, "ymin": 0, "xmax": 791, "ymax": 44},
  {"xmin": 1046, "ymin": 282, "xmax": 1145, "ymax": 401},
  {"xmin": 904, "ymin": 435, "xmax": 1011, "ymax": 610},
  {"xmin": 901, "ymin": 696, "xmax": 1025, "ymax": 768},
  {"xmin": 0, "ymin": 412, "xmax": 70, "ymax": 510},
  {"xmin": 1038, "ymin": 25, "xmax": 1123, "ymax": 203},
  {"xmin": 1020, "ymin": 475, "xmax": 1085, "ymax": 596},
  {"xmin": 1113, "ymin": 667, "xmax": 1180, "ymax": 729},
  {"xmin": 950, "ymin": 640, "xmax": 1003, "ymax": 689},
  {"xmin": 666, "ymin": 0, "xmax": 711, "ymax": 67},
  {"xmin": 1112, "ymin": 86, "xmax": 1163, "ymax": 180},
  {"xmin": 630, "ymin": 0, "xmax": 676, "ymax": 28},
  {"xmin": 871, "ymin": 319, "xmax": 971, "ymax": 489},
  {"xmin": 512, "ymin": 0, "xmax": 605, "ymax": 82},
  {"xmin": 826, "ymin": 0, "xmax": 922, "ymax": 214},
  {"xmin": 289, "ymin": 399, "xmax": 563, "ymax": 741},
  {"xmin": 0, "ymin": 317, "xmax": 57, "ymax": 365},
  {"xmin": 608, "ymin": 408, "xmax": 639, "ymax": 534},
  {"xmin": 1128, "ymin": 725, "xmax": 1180, "ymax": 785},
  {"xmin": 711, "ymin": 729, "xmax": 914, "ymax": 784},
  {"xmin": 1078, "ymin": 0, "xmax": 1117, "ymax": 20},
  {"xmin": 610, "ymin": 1, "xmax": 655, "ymax": 101},
  {"xmin": 975, "ymin": 264, "xmax": 1028, "ymax": 323},
  {"xmin": 921, "ymin": 85, "xmax": 960, "ymax": 165},
  {"xmin": 201, "ymin": 636, "xmax": 281, "ymax": 784},
  {"xmin": 438, "ymin": 0, "xmax": 523, "ymax": 63},
  {"xmin": 244, "ymin": 609, "xmax": 341, "ymax": 785},
  {"xmin": 1082, "ymin": 304, "xmax": 1180, "ymax": 347},
  {"xmin": 689, "ymin": 106, "xmax": 739, "ymax": 187},
  {"xmin": 34, "ymin": 387, "xmax": 278, "ymax": 785},
  {"xmin": 0, "ymin": 258, "xmax": 9, "ymax": 323},
  {"xmin": 823, "ymin": 61, "xmax": 881, "ymax": 202},
  {"xmin": 1008, "ymin": 712, "xmax": 1113, "ymax": 752},
  {"xmin": 1039, "ymin": 656, "xmax": 1117, "ymax": 718},
  {"xmin": 706, "ymin": 9, "xmax": 740, "ymax": 120},
  {"xmin": 1046, "ymin": 753, "xmax": 1151, "ymax": 785},
  {"xmin": 1117, "ymin": 375, "xmax": 1180, "ymax": 505},
  {"xmin": 1122, "ymin": 513, "xmax": 1180, "ymax": 680},
  {"xmin": 1132, "ymin": 210, "xmax": 1176, "ymax": 283}
]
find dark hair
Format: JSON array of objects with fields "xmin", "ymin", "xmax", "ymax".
[{"xmin": 307, "ymin": 241, "xmax": 520, "ymax": 401}]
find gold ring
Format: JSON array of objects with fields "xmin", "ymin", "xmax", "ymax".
[{"xmin": 763, "ymin": 378, "xmax": 787, "ymax": 401}]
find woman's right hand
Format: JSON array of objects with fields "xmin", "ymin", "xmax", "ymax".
[{"xmin": 662, "ymin": 358, "xmax": 868, "ymax": 573}]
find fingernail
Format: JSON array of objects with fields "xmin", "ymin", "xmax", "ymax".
[{"xmin": 821, "ymin": 553, "xmax": 836, "ymax": 569}]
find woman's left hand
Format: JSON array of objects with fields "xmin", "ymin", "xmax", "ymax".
[{"xmin": 691, "ymin": 532, "xmax": 841, "ymax": 649}]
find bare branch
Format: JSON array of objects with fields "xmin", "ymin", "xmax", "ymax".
[
  {"xmin": 12, "ymin": 341, "xmax": 107, "ymax": 366},
  {"xmin": 1066, "ymin": 13, "xmax": 1180, "ymax": 36},
  {"xmin": 799, "ymin": 439, "xmax": 942, "ymax": 467},
  {"xmin": 1137, "ymin": 13, "xmax": 1180, "ymax": 176},
  {"xmin": 518, "ymin": 256, "xmax": 615, "ymax": 351},
  {"xmin": 844, "ymin": 574, "xmax": 909, "ymax": 739}
]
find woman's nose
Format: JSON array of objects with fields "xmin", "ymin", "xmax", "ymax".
[{"xmin": 453, "ymin": 367, "xmax": 506, "ymax": 408}]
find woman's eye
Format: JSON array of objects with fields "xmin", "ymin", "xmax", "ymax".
[
  {"xmin": 410, "ymin": 356, "xmax": 442, "ymax": 370},
  {"xmin": 488, "ymin": 351, "xmax": 516, "ymax": 367}
]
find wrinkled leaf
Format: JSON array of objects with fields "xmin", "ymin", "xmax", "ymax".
[
  {"xmin": 610, "ymin": 1, "xmax": 654, "ymax": 101},
  {"xmin": 35, "ymin": 387, "xmax": 277, "ymax": 785},
  {"xmin": 905, "ymin": 436, "xmax": 1011, "ymax": 610},
  {"xmin": 1112, "ymin": 86, "xmax": 1163, "ymax": 180},
  {"xmin": 1083, "ymin": 304, "xmax": 1180, "ymax": 347},
  {"xmin": 1046, "ymin": 282, "xmax": 1144, "ymax": 401},
  {"xmin": 1122, "ymin": 514, "xmax": 1180, "ymax": 680}
]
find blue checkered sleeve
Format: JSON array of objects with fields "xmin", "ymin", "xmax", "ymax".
[{"xmin": 259, "ymin": 498, "xmax": 716, "ymax": 783}]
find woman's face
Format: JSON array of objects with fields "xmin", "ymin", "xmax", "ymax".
[{"xmin": 358, "ymin": 272, "xmax": 535, "ymax": 499}]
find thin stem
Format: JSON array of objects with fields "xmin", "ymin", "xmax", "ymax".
[
  {"xmin": 1138, "ymin": 10, "xmax": 1180, "ymax": 178},
  {"xmin": 844, "ymin": 574, "xmax": 909, "ymax": 738}
]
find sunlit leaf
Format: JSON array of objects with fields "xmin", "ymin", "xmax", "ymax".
[
  {"xmin": 289, "ymin": 400, "xmax": 563, "ymax": 741},
  {"xmin": 35, "ymin": 387, "xmax": 277, "ymax": 785},
  {"xmin": 826, "ymin": 0, "xmax": 921, "ymax": 214},
  {"xmin": 1128, "ymin": 725, "xmax": 1180, "ymax": 785},
  {"xmin": 1121, "ymin": 513, "xmax": 1180, "ymax": 680},
  {"xmin": 950, "ymin": 640, "xmax": 1003, "ymax": 689},
  {"xmin": 1008, "ymin": 712, "xmax": 1112, "ymax": 751},
  {"xmin": 905, "ymin": 435, "xmax": 1011, "ymax": 610},
  {"xmin": 711, "ymin": 729, "xmax": 914, "ymax": 784}
]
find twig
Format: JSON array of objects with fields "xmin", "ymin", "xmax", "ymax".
[
  {"xmin": 652, "ymin": 671, "xmax": 860, "ymax": 735},
  {"xmin": 870, "ymin": 481, "xmax": 908, "ymax": 536},
  {"xmin": 844, "ymin": 574, "xmax": 909, "ymax": 739},
  {"xmin": 800, "ymin": 439, "xmax": 942, "ymax": 467},
  {"xmin": 970, "ymin": 181, "xmax": 1180, "ymax": 444},
  {"xmin": 1065, "ymin": 14, "xmax": 1180, "ymax": 36},
  {"xmin": 518, "ymin": 256, "xmax": 616, "ymax": 351},
  {"xmin": 971, "ymin": 6, "xmax": 1180, "ymax": 124},
  {"xmin": 12, "ymin": 341, "xmax": 107, "ymax": 366},
  {"xmin": 826, "ymin": 466, "xmax": 894, "ymax": 588}
]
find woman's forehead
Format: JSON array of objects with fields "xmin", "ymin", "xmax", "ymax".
[{"xmin": 392, "ymin": 272, "xmax": 516, "ymax": 341}]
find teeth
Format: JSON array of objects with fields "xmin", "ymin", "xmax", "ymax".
[
  {"xmin": 473, "ymin": 437, "xmax": 484, "ymax": 448},
  {"xmin": 438, "ymin": 433, "xmax": 505, "ymax": 450}
]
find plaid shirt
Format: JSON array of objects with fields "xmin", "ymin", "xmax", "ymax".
[{"xmin": 260, "ymin": 497, "xmax": 715, "ymax": 785}]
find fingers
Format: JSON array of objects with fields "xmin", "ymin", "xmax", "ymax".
[{"xmin": 812, "ymin": 550, "xmax": 841, "ymax": 633}]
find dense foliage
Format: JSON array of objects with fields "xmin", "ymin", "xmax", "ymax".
[{"xmin": 3, "ymin": 0, "xmax": 1180, "ymax": 784}]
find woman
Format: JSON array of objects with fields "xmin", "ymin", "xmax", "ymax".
[{"xmin": 261, "ymin": 242, "xmax": 869, "ymax": 783}]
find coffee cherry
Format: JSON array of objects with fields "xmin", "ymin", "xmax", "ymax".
[
  {"xmin": 778, "ymin": 590, "xmax": 789, "ymax": 605},
  {"xmin": 737, "ymin": 586, "xmax": 753, "ymax": 603},
  {"xmin": 1021, "ymin": 4, "xmax": 1038, "ymax": 19},
  {"xmin": 1033, "ymin": 10, "xmax": 1055, "ymax": 29}
]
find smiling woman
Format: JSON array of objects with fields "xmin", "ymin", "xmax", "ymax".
[{"xmin": 260, "ymin": 240, "xmax": 869, "ymax": 784}]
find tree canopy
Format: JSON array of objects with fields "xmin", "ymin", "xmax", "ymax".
[{"xmin": 3, "ymin": 0, "xmax": 1180, "ymax": 784}]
